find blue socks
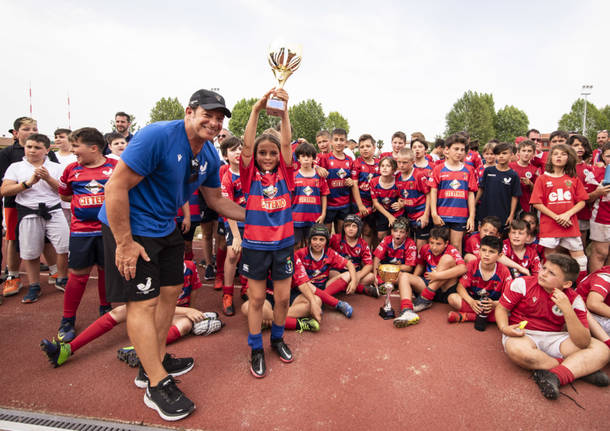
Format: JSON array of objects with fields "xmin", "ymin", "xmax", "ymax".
[
  {"xmin": 271, "ymin": 322, "xmax": 285, "ymax": 341},
  {"xmin": 248, "ymin": 332, "xmax": 263, "ymax": 350}
]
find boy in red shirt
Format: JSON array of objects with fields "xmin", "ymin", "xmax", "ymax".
[
  {"xmin": 447, "ymin": 236, "xmax": 512, "ymax": 330},
  {"xmin": 588, "ymin": 142, "xmax": 610, "ymax": 272},
  {"xmin": 496, "ymin": 254, "xmax": 610, "ymax": 400},
  {"xmin": 510, "ymin": 139, "xmax": 538, "ymax": 213},
  {"xmin": 500, "ymin": 220, "xmax": 541, "ymax": 279},
  {"xmin": 463, "ymin": 216, "xmax": 501, "ymax": 264},
  {"xmin": 576, "ymin": 266, "xmax": 610, "ymax": 339},
  {"xmin": 379, "ymin": 131, "xmax": 406, "ymax": 160},
  {"xmin": 351, "ymin": 134, "xmax": 379, "ymax": 246},
  {"xmin": 410, "ymin": 227, "xmax": 467, "ymax": 312}
]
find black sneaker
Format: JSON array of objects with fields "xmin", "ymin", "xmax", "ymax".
[
  {"xmin": 162, "ymin": 353, "xmax": 194, "ymax": 377},
  {"xmin": 134, "ymin": 365, "xmax": 149, "ymax": 388},
  {"xmin": 144, "ymin": 375, "xmax": 195, "ymax": 421},
  {"xmin": 250, "ymin": 349, "xmax": 266, "ymax": 378},
  {"xmin": 204, "ymin": 265, "xmax": 215, "ymax": 280},
  {"xmin": 271, "ymin": 337, "xmax": 294, "ymax": 363},
  {"xmin": 532, "ymin": 369, "xmax": 560, "ymax": 400},
  {"xmin": 581, "ymin": 370, "xmax": 610, "ymax": 387}
]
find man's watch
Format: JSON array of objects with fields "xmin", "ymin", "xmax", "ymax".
[{"xmin": 22, "ymin": 181, "xmax": 30, "ymax": 189}]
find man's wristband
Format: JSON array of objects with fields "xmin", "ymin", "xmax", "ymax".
[{"xmin": 22, "ymin": 181, "xmax": 30, "ymax": 189}]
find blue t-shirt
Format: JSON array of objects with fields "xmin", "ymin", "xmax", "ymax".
[{"xmin": 98, "ymin": 120, "xmax": 221, "ymax": 237}]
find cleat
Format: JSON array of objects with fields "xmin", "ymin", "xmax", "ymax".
[
  {"xmin": 447, "ymin": 311, "xmax": 476, "ymax": 323},
  {"xmin": 198, "ymin": 259, "xmax": 207, "ymax": 267},
  {"xmin": 40, "ymin": 338, "xmax": 71, "ymax": 367},
  {"xmin": 54, "ymin": 278, "xmax": 68, "ymax": 292},
  {"xmin": 48, "ymin": 273, "xmax": 58, "ymax": 285},
  {"xmin": 532, "ymin": 370, "xmax": 560, "ymax": 400},
  {"xmin": 202, "ymin": 311, "xmax": 219, "ymax": 320},
  {"xmin": 213, "ymin": 278, "xmax": 223, "ymax": 290},
  {"xmin": 363, "ymin": 284, "xmax": 380, "ymax": 298},
  {"xmin": 413, "ymin": 296, "xmax": 433, "ymax": 312},
  {"xmin": 117, "ymin": 346, "xmax": 140, "ymax": 367},
  {"xmin": 296, "ymin": 318, "xmax": 320, "ymax": 333},
  {"xmin": 3, "ymin": 276, "xmax": 22, "ymax": 297},
  {"xmin": 22, "ymin": 285, "xmax": 41, "ymax": 303},
  {"xmin": 58, "ymin": 319, "xmax": 76, "ymax": 343},
  {"xmin": 192, "ymin": 318, "xmax": 223, "ymax": 336},
  {"xmin": 222, "ymin": 294, "xmax": 235, "ymax": 316},
  {"xmin": 336, "ymin": 300, "xmax": 353, "ymax": 318},
  {"xmin": 271, "ymin": 337, "xmax": 293, "ymax": 363},
  {"xmin": 144, "ymin": 375, "xmax": 195, "ymax": 421},
  {"xmin": 204, "ymin": 265, "xmax": 215, "ymax": 281},
  {"xmin": 581, "ymin": 370, "xmax": 609, "ymax": 387},
  {"xmin": 99, "ymin": 304, "xmax": 112, "ymax": 316},
  {"xmin": 393, "ymin": 309, "xmax": 420, "ymax": 328},
  {"xmin": 250, "ymin": 349, "xmax": 266, "ymax": 378}
]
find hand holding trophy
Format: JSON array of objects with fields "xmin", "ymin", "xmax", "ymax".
[
  {"xmin": 378, "ymin": 264, "xmax": 400, "ymax": 319},
  {"xmin": 266, "ymin": 39, "xmax": 302, "ymax": 117}
]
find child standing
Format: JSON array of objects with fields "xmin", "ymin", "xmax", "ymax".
[
  {"xmin": 239, "ymin": 88, "xmax": 296, "ymax": 378},
  {"xmin": 53, "ymin": 128, "xmax": 77, "ymax": 223},
  {"xmin": 430, "ymin": 134, "xmax": 478, "ymax": 253},
  {"xmin": 588, "ymin": 143, "xmax": 610, "ymax": 272},
  {"xmin": 351, "ymin": 134, "xmax": 379, "ymax": 246},
  {"xmin": 104, "ymin": 132, "xmax": 128, "ymax": 161},
  {"xmin": 530, "ymin": 144, "xmax": 589, "ymax": 278},
  {"xmin": 569, "ymin": 134, "xmax": 596, "ymax": 250},
  {"xmin": 510, "ymin": 139, "xmax": 538, "ymax": 214},
  {"xmin": 379, "ymin": 131, "xmax": 407, "ymax": 160},
  {"xmin": 371, "ymin": 157, "xmax": 403, "ymax": 241}
]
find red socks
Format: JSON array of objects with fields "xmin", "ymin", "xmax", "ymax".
[
  {"xmin": 166, "ymin": 325, "xmax": 182, "ymax": 345},
  {"xmin": 421, "ymin": 287, "xmax": 436, "ymax": 301},
  {"xmin": 69, "ymin": 313, "xmax": 117, "ymax": 353},
  {"xmin": 400, "ymin": 299, "xmax": 413, "ymax": 311},
  {"xmin": 222, "ymin": 285, "xmax": 234, "ymax": 296},
  {"xmin": 356, "ymin": 284, "xmax": 365, "ymax": 293},
  {"xmin": 550, "ymin": 365, "xmax": 574, "ymax": 386},
  {"xmin": 325, "ymin": 278, "xmax": 348, "ymax": 296},
  {"xmin": 184, "ymin": 250, "xmax": 194, "ymax": 261},
  {"xmin": 315, "ymin": 288, "xmax": 339, "ymax": 307},
  {"xmin": 285, "ymin": 317, "xmax": 298, "ymax": 330},
  {"xmin": 63, "ymin": 274, "xmax": 90, "ymax": 318},
  {"xmin": 97, "ymin": 269, "xmax": 109, "ymax": 307}
]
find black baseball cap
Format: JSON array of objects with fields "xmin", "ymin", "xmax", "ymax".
[{"xmin": 188, "ymin": 89, "xmax": 231, "ymax": 118}]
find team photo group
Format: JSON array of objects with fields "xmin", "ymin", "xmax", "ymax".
[{"xmin": 2, "ymin": 86, "xmax": 610, "ymax": 422}]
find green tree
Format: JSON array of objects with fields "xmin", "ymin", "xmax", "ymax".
[
  {"xmin": 494, "ymin": 105, "xmax": 529, "ymax": 143},
  {"xmin": 324, "ymin": 111, "xmax": 349, "ymax": 134},
  {"xmin": 445, "ymin": 91, "xmax": 496, "ymax": 145},
  {"xmin": 598, "ymin": 105, "xmax": 610, "ymax": 139},
  {"xmin": 376, "ymin": 139, "xmax": 385, "ymax": 154},
  {"xmin": 228, "ymin": 98, "xmax": 279, "ymax": 137},
  {"xmin": 558, "ymin": 98, "xmax": 603, "ymax": 145},
  {"xmin": 148, "ymin": 97, "xmax": 185, "ymax": 124},
  {"xmin": 110, "ymin": 115, "xmax": 139, "ymax": 133},
  {"xmin": 289, "ymin": 99, "xmax": 325, "ymax": 144}
]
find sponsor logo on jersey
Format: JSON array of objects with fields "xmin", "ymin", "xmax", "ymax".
[
  {"xmin": 262, "ymin": 185, "xmax": 278, "ymax": 199},
  {"xmin": 303, "ymin": 186, "xmax": 313, "ymax": 196},
  {"xmin": 85, "ymin": 180, "xmax": 104, "ymax": 194},
  {"xmin": 548, "ymin": 188, "xmax": 572, "ymax": 202},
  {"xmin": 450, "ymin": 179, "xmax": 461, "ymax": 190},
  {"xmin": 551, "ymin": 304, "xmax": 563, "ymax": 316}
]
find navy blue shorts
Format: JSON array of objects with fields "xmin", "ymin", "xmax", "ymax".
[
  {"xmin": 442, "ymin": 221, "xmax": 467, "ymax": 232},
  {"xmin": 410, "ymin": 220, "xmax": 431, "ymax": 240},
  {"xmin": 240, "ymin": 246, "xmax": 294, "ymax": 281},
  {"xmin": 226, "ymin": 226, "xmax": 244, "ymax": 247},
  {"xmin": 324, "ymin": 206, "xmax": 350, "ymax": 224},
  {"xmin": 374, "ymin": 212, "xmax": 391, "ymax": 232},
  {"xmin": 68, "ymin": 235, "xmax": 105, "ymax": 269},
  {"xmin": 422, "ymin": 283, "xmax": 458, "ymax": 304},
  {"xmin": 266, "ymin": 288, "xmax": 301, "ymax": 308},
  {"xmin": 294, "ymin": 226, "xmax": 311, "ymax": 245},
  {"xmin": 216, "ymin": 220, "xmax": 226, "ymax": 236}
]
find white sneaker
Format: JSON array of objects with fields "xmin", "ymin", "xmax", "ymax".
[
  {"xmin": 192, "ymin": 319, "xmax": 223, "ymax": 336},
  {"xmin": 393, "ymin": 309, "xmax": 420, "ymax": 328}
]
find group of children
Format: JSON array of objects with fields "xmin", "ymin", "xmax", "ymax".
[{"xmin": 3, "ymin": 102, "xmax": 610, "ymax": 405}]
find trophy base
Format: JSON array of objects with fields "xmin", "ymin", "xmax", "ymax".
[
  {"xmin": 266, "ymin": 98, "xmax": 286, "ymax": 117},
  {"xmin": 379, "ymin": 306, "xmax": 395, "ymax": 320}
]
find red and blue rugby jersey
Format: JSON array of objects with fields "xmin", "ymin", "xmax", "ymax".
[
  {"xmin": 351, "ymin": 157, "xmax": 379, "ymax": 208},
  {"xmin": 220, "ymin": 168, "xmax": 246, "ymax": 229},
  {"xmin": 459, "ymin": 258, "xmax": 512, "ymax": 301},
  {"xmin": 177, "ymin": 190, "xmax": 203, "ymax": 224},
  {"xmin": 292, "ymin": 171, "xmax": 330, "ymax": 228},
  {"xmin": 413, "ymin": 159, "xmax": 433, "ymax": 181},
  {"xmin": 317, "ymin": 153, "xmax": 353, "ymax": 209},
  {"xmin": 370, "ymin": 176, "xmax": 404, "ymax": 217},
  {"xmin": 58, "ymin": 158, "xmax": 117, "ymax": 237},
  {"xmin": 417, "ymin": 243, "xmax": 464, "ymax": 273},
  {"xmin": 464, "ymin": 233, "xmax": 481, "ymax": 256},
  {"xmin": 465, "ymin": 150, "xmax": 483, "ymax": 174},
  {"xmin": 373, "ymin": 235, "xmax": 417, "ymax": 267},
  {"xmin": 329, "ymin": 233, "xmax": 373, "ymax": 271},
  {"xmin": 396, "ymin": 170, "xmax": 429, "ymax": 222},
  {"xmin": 502, "ymin": 240, "xmax": 541, "ymax": 276},
  {"xmin": 176, "ymin": 260, "xmax": 202, "ymax": 307},
  {"xmin": 240, "ymin": 157, "xmax": 295, "ymax": 251},
  {"xmin": 431, "ymin": 163, "xmax": 478, "ymax": 224},
  {"xmin": 294, "ymin": 246, "xmax": 347, "ymax": 289}
]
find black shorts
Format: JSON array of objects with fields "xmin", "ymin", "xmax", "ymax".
[
  {"xmin": 217, "ymin": 221, "xmax": 226, "ymax": 236},
  {"xmin": 374, "ymin": 212, "xmax": 391, "ymax": 232},
  {"xmin": 102, "ymin": 224, "xmax": 184, "ymax": 302},
  {"xmin": 410, "ymin": 220, "xmax": 431, "ymax": 240},
  {"xmin": 266, "ymin": 289, "xmax": 301, "ymax": 308},
  {"xmin": 432, "ymin": 284, "xmax": 458, "ymax": 304},
  {"xmin": 324, "ymin": 206, "xmax": 350, "ymax": 224},
  {"xmin": 442, "ymin": 221, "xmax": 467, "ymax": 232},
  {"xmin": 226, "ymin": 226, "xmax": 244, "ymax": 247},
  {"xmin": 180, "ymin": 223, "xmax": 198, "ymax": 242},
  {"xmin": 240, "ymin": 246, "xmax": 294, "ymax": 281},
  {"xmin": 68, "ymin": 235, "xmax": 105, "ymax": 269},
  {"xmin": 294, "ymin": 226, "xmax": 311, "ymax": 245}
]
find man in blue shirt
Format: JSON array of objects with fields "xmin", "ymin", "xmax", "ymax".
[{"xmin": 100, "ymin": 90, "xmax": 245, "ymax": 421}]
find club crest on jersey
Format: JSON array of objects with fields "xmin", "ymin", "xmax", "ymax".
[
  {"xmin": 367, "ymin": 173, "xmax": 373, "ymax": 181},
  {"xmin": 337, "ymin": 168, "xmax": 347, "ymax": 179},
  {"xmin": 382, "ymin": 197, "xmax": 391, "ymax": 205},
  {"xmin": 525, "ymin": 171, "xmax": 532, "ymax": 178},
  {"xmin": 551, "ymin": 304, "xmax": 563, "ymax": 316},
  {"xmin": 85, "ymin": 179, "xmax": 104, "ymax": 194},
  {"xmin": 263, "ymin": 185, "xmax": 278, "ymax": 199},
  {"xmin": 102, "ymin": 168, "xmax": 113, "ymax": 177},
  {"xmin": 450, "ymin": 179, "xmax": 461, "ymax": 190},
  {"xmin": 546, "ymin": 181, "xmax": 553, "ymax": 187},
  {"xmin": 177, "ymin": 154, "xmax": 183, "ymax": 162},
  {"xmin": 303, "ymin": 186, "xmax": 313, "ymax": 196},
  {"xmin": 388, "ymin": 257, "xmax": 400, "ymax": 264},
  {"xmin": 564, "ymin": 179, "xmax": 572, "ymax": 188},
  {"xmin": 503, "ymin": 177, "xmax": 512, "ymax": 184}
]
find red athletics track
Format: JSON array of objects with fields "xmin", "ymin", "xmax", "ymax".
[{"xmin": 0, "ymin": 259, "xmax": 609, "ymax": 430}]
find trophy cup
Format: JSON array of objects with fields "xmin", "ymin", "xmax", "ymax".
[
  {"xmin": 266, "ymin": 40, "xmax": 302, "ymax": 117},
  {"xmin": 378, "ymin": 264, "xmax": 400, "ymax": 319}
]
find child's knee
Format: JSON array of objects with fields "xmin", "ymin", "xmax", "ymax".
[{"xmin": 447, "ymin": 293, "xmax": 462, "ymax": 309}]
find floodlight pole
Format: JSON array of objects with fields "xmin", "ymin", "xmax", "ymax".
[{"xmin": 581, "ymin": 84, "xmax": 593, "ymax": 135}]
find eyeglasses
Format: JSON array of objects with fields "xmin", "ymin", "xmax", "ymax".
[
  {"xmin": 189, "ymin": 157, "xmax": 200, "ymax": 183},
  {"xmin": 530, "ymin": 138, "xmax": 541, "ymax": 142},
  {"xmin": 218, "ymin": 134, "xmax": 227, "ymax": 138}
]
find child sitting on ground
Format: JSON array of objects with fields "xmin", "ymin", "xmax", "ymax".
[
  {"xmin": 463, "ymin": 216, "xmax": 502, "ymax": 264},
  {"xmin": 500, "ymin": 220, "xmax": 541, "ymax": 279},
  {"xmin": 447, "ymin": 236, "xmax": 512, "ymax": 331}
]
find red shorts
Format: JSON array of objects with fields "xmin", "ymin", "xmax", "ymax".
[{"xmin": 4, "ymin": 207, "xmax": 17, "ymax": 241}]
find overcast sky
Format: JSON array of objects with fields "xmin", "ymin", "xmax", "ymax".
[{"xmin": 2, "ymin": 0, "xmax": 608, "ymax": 149}]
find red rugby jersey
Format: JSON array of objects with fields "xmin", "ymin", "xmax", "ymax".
[
  {"xmin": 351, "ymin": 157, "xmax": 379, "ymax": 209},
  {"xmin": 58, "ymin": 158, "xmax": 117, "ymax": 237},
  {"xmin": 240, "ymin": 157, "xmax": 295, "ymax": 250},
  {"xmin": 292, "ymin": 171, "xmax": 329, "ymax": 228},
  {"xmin": 509, "ymin": 161, "xmax": 538, "ymax": 212},
  {"xmin": 329, "ymin": 233, "xmax": 373, "ymax": 270},
  {"xmin": 576, "ymin": 266, "xmax": 610, "ymax": 307},
  {"xmin": 431, "ymin": 163, "xmax": 478, "ymax": 224},
  {"xmin": 373, "ymin": 235, "xmax": 417, "ymax": 267},
  {"xmin": 464, "ymin": 150, "xmax": 483, "ymax": 175},
  {"xmin": 500, "ymin": 276, "xmax": 588, "ymax": 332},
  {"xmin": 502, "ymin": 239, "xmax": 541, "ymax": 277},
  {"xmin": 370, "ymin": 176, "xmax": 404, "ymax": 217},
  {"xmin": 459, "ymin": 258, "xmax": 512, "ymax": 301},
  {"xmin": 220, "ymin": 168, "xmax": 246, "ymax": 229},
  {"xmin": 396, "ymin": 170, "xmax": 429, "ymax": 222},
  {"xmin": 417, "ymin": 243, "xmax": 464, "ymax": 273},
  {"xmin": 464, "ymin": 233, "xmax": 481, "ymax": 256},
  {"xmin": 317, "ymin": 153, "xmax": 353, "ymax": 209},
  {"xmin": 294, "ymin": 246, "xmax": 347, "ymax": 289}
]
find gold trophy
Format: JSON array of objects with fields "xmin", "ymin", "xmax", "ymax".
[
  {"xmin": 266, "ymin": 40, "xmax": 302, "ymax": 117},
  {"xmin": 378, "ymin": 264, "xmax": 400, "ymax": 319}
]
